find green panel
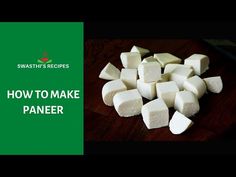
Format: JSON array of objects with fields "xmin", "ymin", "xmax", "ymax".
[{"xmin": 0, "ymin": 22, "xmax": 83, "ymax": 155}]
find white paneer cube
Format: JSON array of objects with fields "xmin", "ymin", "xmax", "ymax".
[
  {"xmin": 164, "ymin": 64, "xmax": 192, "ymax": 74},
  {"xmin": 99, "ymin": 62, "xmax": 120, "ymax": 80},
  {"xmin": 142, "ymin": 56, "xmax": 157, "ymax": 63},
  {"xmin": 154, "ymin": 53, "xmax": 181, "ymax": 68},
  {"xmin": 203, "ymin": 76, "xmax": 223, "ymax": 93},
  {"xmin": 170, "ymin": 67, "xmax": 194, "ymax": 90},
  {"xmin": 169, "ymin": 111, "xmax": 194, "ymax": 135},
  {"xmin": 130, "ymin": 45, "xmax": 150, "ymax": 57},
  {"xmin": 183, "ymin": 75, "xmax": 206, "ymax": 99},
  {"xmin": 120, "ymin": 68, "xmax": 137, "ymax": 89},
  {"xmin": 113, "ymin": 89, "xmax": 143, "ymax": 117},
  {"xmin": 142, "ymin": 98, "xmax": 169, "ymax": 129},
  {"xmin": 102, "ymin": 79, "xmax": 127, "ymax": 106},
  {"xmin": 158, "ymin": 73, "xmax": 170, "ymax": 83},
  {"xmin": 138, "ymin": 62, "xmax": 161, "ymax": 83},
  {"xmin": 137, "ymin": 79, "xmax": 156, "ymax": 100},
  {"xmin": 174, "ymin": 91, "xmax": 200, "ymax": 117},
  {"xmin": 184, "ymin": 54, "xmax": 209, "ymax": 75},
  {"xmin": 156, "ymin": 81, "xmax": 179, "ymax": 108},
  {"xmin": 120, "ymin": 52, "xmax": 141, "ymax": 69}
]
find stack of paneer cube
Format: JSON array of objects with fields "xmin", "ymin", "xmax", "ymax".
[{"xmin": 99, "ymin": 45, "xmax": 223, "ymax": 134}]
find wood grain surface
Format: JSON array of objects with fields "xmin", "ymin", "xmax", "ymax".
[{"xmin": 85, "ymin": 39, "xmax": 236, "ymax": 141}]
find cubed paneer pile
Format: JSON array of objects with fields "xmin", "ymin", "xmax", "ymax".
[{"xmin": 99, "ymin": 45, "xmax": 223, "ymax": 135}]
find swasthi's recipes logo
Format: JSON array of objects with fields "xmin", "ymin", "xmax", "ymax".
[
  {"xmin": 37, "ymin": 52, "xmax": 52, "ymax": 64},
  {"xmin": 17, "ymin": 52, "xmax": 69, "ymax": 69}
]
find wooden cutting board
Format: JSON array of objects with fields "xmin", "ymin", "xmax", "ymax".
[{"xmin": 85, "ymin": 39, "xmax": 236, "ymax": 141}]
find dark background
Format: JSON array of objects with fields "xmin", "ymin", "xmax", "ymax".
[
  {"xmin": 84, "ymin": 20, "xmax": 236, "ymax": 154},
  {"xmin": 0, "ymin": 5, "xmax": 235, "ymax": 176}
]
